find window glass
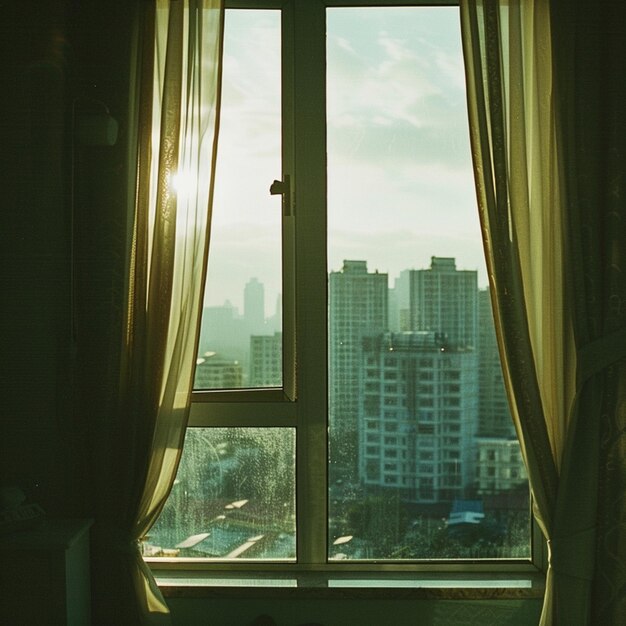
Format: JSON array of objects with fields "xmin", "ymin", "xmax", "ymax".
[
  {"xmin": 147, "ymin": 428, "xmax": 296, "ymax": 560},
  {"xmin": 195, "ymin": 9, "xmax": 282, "ymax": 390},
  {"xmin": 151, "ymin": 3, "xmax": 532, "ymax": 568},
  {"xmin": 327, "ymin": 7, "xmax": 530, "ymax": 560}
]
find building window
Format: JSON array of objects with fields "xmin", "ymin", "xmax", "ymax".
[{"xmin": 147, "ymin": 0, "xmax": 532, "ymax": 569}]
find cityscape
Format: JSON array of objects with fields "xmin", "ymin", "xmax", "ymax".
[{"xmin": 148, "ymin": 256, "xmax": 529, "ymax": 561}]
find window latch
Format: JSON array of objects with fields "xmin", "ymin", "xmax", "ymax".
[{"xmin": 270, "ymin": 175, "xmax": 292, "ymax": 216}]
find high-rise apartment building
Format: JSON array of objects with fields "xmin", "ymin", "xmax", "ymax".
[
  {"xmin": 329, "ymin": 260, "xmax": 388, "ymax": 471},
  {"xmin": 395, "ymin": 257, "xmax": 478, "ymax": 349},
  {"xmin": 250, "ymin": 332, "xmax": 282, "ymax": 387},
  {"xmin": 331, "ymin": 257, "xmax": 521, "ymax": 501},
  {"xmin": 358, "ymin": 332, "xmax": 478, "ymax": 503}
]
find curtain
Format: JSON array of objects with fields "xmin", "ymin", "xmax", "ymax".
[
  {"xmin": 461, "ymin": 0, "xmax": 626, "ymax": 624},
  {"xmin": 549, "ymin": 1, "xmax": 626, "ymax": 623},
  {"xmin": 90, "ymin": 1, "xmax": 223, "ymax": 623},
  {"xmin": 460, "ymin": 0, "xmax": 572, "ymax": 624}
]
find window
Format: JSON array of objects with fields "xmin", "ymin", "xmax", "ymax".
[
  {"xmin": 147, "ymin": 0, "xmax": 534, "ymax": 570},
  {"xmin": 194, "ymin": 8, "xmax": 285, "ymax": 393}
]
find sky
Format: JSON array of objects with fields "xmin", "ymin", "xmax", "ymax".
[{"xmin": 204, "ymin": 7, "xmax": 487, "ymax": 316}]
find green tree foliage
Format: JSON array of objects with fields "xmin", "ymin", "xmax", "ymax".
[{"xmin": 345, "ymin": 492, "xmax": 408, "ymax": 557}]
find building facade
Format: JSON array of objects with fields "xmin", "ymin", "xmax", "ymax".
[
  {"xmin": 358, "ymin": 332, "xmax": 478, "ymax": 503},
  {"xmin": 395, "ymin": 257, "xmax": 478, "ymax": 349},
  {"xmin": 474, "ymin": 437, "xmax": 527, "ymax": 496},
  {"xmin": 329, "ymin": 260, "xmax": 388, "ymax": 473},
  {"xmin": 250, "ymin": 332, "xmax": 282, "ymax": 387}
]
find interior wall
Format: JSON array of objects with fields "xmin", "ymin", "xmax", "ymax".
[
  {"xmin": 0, "ymin": 0, "xmax": 76, "ymax": 515},
  {"xmin": 0, "ymin": 0, "xmax": 135, "ymax": 518}
]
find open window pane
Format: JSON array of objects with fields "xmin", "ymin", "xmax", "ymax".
[
  {"xmin": 147, "ymin": 428, "xmax": 296, "ymax": 560},
  {"xmin": 195, "ymin": 9, "xmax": 283, "ymax": 390},
  {"xmin": 327, "ymin": 7, "xmax": 530, "ymax": 560}
]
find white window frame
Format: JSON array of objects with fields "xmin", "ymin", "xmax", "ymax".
[{"xmin": 150, "ymin": 0, "xmax": 547, "ymax": 578}]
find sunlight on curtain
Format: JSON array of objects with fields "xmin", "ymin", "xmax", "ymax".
[
  {"xmin": 460, "ymin": 1, "xmax": 575, "ymax": 624},
  {"xmin": 118, "ymin": 0, "xmax": 223, "ymax": 622},
  {"xmin": 462, "ymin": 1, "xmax": 626, "ymax": 622}
]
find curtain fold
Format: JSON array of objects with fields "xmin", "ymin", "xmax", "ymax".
[
  {"xmin": 461, "ymin": 0, "xmax": 626, "ymax": 624},
  {"xmin": 460, "ymin": 1, "xmax": 572, "ymax": 624},
  {"xmin": 90, "ymin": 1, "xmax": 223, "ymax": 623},
  {"xmin": 460, "ymin": 0, "xmax": 568, "ymax": 532}
]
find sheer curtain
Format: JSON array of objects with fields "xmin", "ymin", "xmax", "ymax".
[
  {"xmin": 460, "ymin": 0, "xmax": 571, "ymax": 624},
  {"xmin": 90, "ymin": 1, "xmax": 223, "ymax": 623},
  {"xmin": 461, "ymin": 0, "xmax": 626, "ymax": 624}
]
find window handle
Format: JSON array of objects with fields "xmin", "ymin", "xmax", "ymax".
[{"xmin": 270, "ymin": 174, "xmax": 292, "ymax": 216}]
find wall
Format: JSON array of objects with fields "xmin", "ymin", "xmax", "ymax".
[
  {"xmin": 0, "ymin": 0, "xmax": 134, "ymax": 518},
  {"xmin": 0, "ymin": 0, "xmax": 77, "ymax": 516}
]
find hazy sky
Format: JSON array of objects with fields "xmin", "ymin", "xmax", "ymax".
[{"xmin": 204, "ymin": 7, "xmax": 487, "ymax": 315}]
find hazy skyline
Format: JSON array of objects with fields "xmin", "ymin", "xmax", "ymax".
[{"xmin": 203, "ymin": 7, "xmax": 486, "ymax": 315}]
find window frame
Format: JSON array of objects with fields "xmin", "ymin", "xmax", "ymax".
[{"xmin": 149, "ymin": 0, "xmax": 547, "ymax": 578}]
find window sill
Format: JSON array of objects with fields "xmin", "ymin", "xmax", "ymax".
[{"xmin": 154, "ymin": 569, "xmax": 545, "ymax": 600}]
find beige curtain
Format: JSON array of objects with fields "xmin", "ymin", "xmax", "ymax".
[
  {"xmin": 90, "ymin": 1, "xmax": 223, "ymax": 623},
  {"xmin": 461, "ymin": 0, "xmax": 626, "ymax": 624},
  {"xmin": 460, "ymin": 0, "xmax": 573, "ymax": 624}
]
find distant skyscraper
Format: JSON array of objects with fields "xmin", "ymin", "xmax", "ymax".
[
  {"xmin": 244, "ymin": 277, "xmax": 265, "ymax": 333},
  {"xmin": 250, "ymin": 332, "xmax": 282, "ymax": 387},
  {"xmin": 358, "ymin": 332, "xmax": 478, "ymax": 503},
  {"xmin": 396, "ymin": 257, "xmax": 478, "ymax": 349},
  {"xmin": 329, "ymin": 260, "xmax": 388, "ymax": 472}
]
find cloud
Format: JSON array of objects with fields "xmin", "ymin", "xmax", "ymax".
[
  {"xmin": 328, "ymin": 105, "xmax": 471, "ymax": 172},
  {"xmin": 218, "ymin": 11, "xmax": 281, "ymax": 160},
  {"xmin": 328, "ymin": 31, "xmax": 441, "ymax": 130},
  {"xmin": 327, "ymin": 11, "xmax": 470, "ymax": 171},
  {"xmin": 336, "ymin": 36, "xmax": 356, "ymax": 55},
  {"xmin": 434, "ymin": 49, "xmax": 467, "ymax": 92}
]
